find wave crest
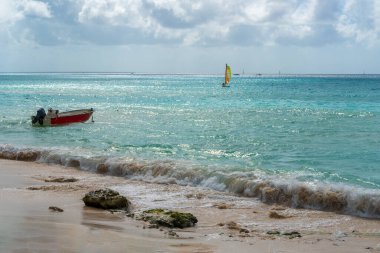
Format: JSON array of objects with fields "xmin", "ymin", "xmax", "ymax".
[{"xmin": 1, "ymin": 145, "xmax": 379, "ymax": 218}]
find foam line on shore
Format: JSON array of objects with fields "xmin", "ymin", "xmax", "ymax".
[{"xmin": 1, "ymin": 145, "xmax": 379, "ymax": 218}]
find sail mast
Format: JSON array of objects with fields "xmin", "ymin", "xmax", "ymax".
[{"xmin": 225, "ymin": 64, "xmax": 228, "ymax": 84}]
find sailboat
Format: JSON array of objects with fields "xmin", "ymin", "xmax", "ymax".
[{"xmin": 222, "ymin": 64, "xmax": 232, "ymax": 87}]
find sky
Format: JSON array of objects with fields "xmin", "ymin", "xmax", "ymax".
[{"xmin": 0, "ymin": 0, "xmax": 379, "ymax": 74}]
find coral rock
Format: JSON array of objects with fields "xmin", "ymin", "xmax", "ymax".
[
  {"xmin": 139, "ymin": 209, "xmax": 198, "ymax": 228},
  {"xmin": 82, "ymin": 189, "xmax": 130, "ymax": 210}
]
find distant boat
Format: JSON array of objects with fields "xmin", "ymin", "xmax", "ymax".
[
  {"xmin": 31, "ymin": 108, "xmax": 94, "ymax": 127},
  {"xmin": 222, "ymin": 64, "xmax": 232, "ymax": 87}
]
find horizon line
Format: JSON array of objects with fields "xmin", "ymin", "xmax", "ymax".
[{"xmin": 0, "ymin": 71, "xmax": 379, "ymax": 76}]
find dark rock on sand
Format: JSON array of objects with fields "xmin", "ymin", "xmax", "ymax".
[
  {"xmin": 283, "ymin": 231, "xmax": 302, "ymax": 239},
  {"xmin": 82, "ymin": 189, "xmax": 130, "ymax": 210},
  {"xmin": 240, "ymin": 228, "xmax": 250, "ymax": 233},
  {"xmin": 226, "ymin": 221, "xmax": 240, "ymax": 230},
  {"xmin": 44, "ymin": 177, "xmax": 78, "ymax": 183},
  {"xmin": 213, "ymin": 202, "xmax": 234, "ymax": 209},
  {"xmin": 49, "ymin": 206, "xmax": 64, "ymax": 212},
  {"xmin": 267, "ymin": 230, "xmax": 281, "ymax": 235},
  {"xmin": 139, "ymin": 208, "xmax": 198, "ymax": 228},
  {"xmin": 266, "ymin": 230, "xmax": 301, "ymax": 239},
  {"xmin": 268, "ymin": 210, "xmax": 289, "ymax": 219},
  {"xmin": 167, "ymin": 230, "xmax": 179, "ymax": 237}
]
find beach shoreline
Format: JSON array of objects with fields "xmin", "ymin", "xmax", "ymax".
[{"xmin": 1, "ymin": 159, "xmax": 380, "ymax": 253}]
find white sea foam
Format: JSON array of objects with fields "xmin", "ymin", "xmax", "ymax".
[{"xmin": 1, "ymin": 144, "xmax": 380, "ymax": 218}]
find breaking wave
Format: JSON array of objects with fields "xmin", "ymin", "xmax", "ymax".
[{"xmin": 1, "ymin": 145, "xmax": 379, "ymax": 218}]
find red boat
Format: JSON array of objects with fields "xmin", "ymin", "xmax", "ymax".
[{"xmin": 32, "ymin": 108, "xmax": 94, "ymax": 126}]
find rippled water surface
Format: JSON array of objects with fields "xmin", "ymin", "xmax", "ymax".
[{"xmin": 1, "ymin": 73, "xmax": 380, "ymax": 216}]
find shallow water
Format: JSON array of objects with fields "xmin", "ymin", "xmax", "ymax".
[{"xmin": 1, "ymin": 73, "xmax": 380, "ymax": 217}]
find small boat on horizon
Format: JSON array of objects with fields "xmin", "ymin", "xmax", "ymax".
[
  {"xmin": 222, "ymin": 64, "xmax": 232, "ymax": 87},
  {"xmin": 31, "ymin": 108, "xmax": 94, "ymax": 127}
]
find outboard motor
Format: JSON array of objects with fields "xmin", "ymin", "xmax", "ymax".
[{"xmin": 32, "ymin": 108, "xmax": 46, "ymax": 125}]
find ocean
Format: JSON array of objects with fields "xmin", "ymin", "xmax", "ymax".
[{"xmin": 1, "ymin": 73, "xmax": 379, "ymax": 217}]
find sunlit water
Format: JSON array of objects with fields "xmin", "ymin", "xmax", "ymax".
[{"xmin": 1, "ymin": 73, "xmax": 380, "ymax": 216}]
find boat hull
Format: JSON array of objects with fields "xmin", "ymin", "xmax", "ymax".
[{"xmin": 31, "ymin": 109, "xmax": 94, "ymax": 127}]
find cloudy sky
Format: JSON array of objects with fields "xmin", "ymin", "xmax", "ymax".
[{"xmin": 1, "ymin": 0, "xmax": 379, "ymax": 74}]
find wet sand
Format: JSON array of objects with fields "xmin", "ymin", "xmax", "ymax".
[{"xmin": 1, "ymin": 159, "xmax": 380, "ymax": 253}]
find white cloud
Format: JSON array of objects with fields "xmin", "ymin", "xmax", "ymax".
[
  {"xmin": 75, "ymin": 0, "xmax": 341, "ymax": 46},
  {"xmin": 0, "ymin": 0, "xmax": 51, "ymax": 24},
  {"xmin": 336, "ymin": 0, "xmax": 380, "ymax": 45},
  {"xmin": 0, "ymin": 0, "xmax": 52, "ymax": 47},
  {"xmin": 0, "ymin": 1, "xmax": 23, "ymax": 24},
  {"xmin": 1, "ymin": 0, "xmax": 379, "ymax": 47},
  {"xmin": 78, "ymin": 0, "xmax": 151, "ymax": 29},
  {"xmin": 23, "ymin": 0, "xmax": 52, "ymax": 18}
]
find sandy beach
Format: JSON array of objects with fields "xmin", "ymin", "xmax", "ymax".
[{"xmin": 1, "ymin": 159, "xmax": 380, "ymax": 253}]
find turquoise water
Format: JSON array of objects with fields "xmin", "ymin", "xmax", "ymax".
[{"xmin": 1, "ymin": 73, "xmax": 380, "ymax": 216}]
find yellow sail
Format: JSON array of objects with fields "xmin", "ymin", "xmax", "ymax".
[{"xmin": 224, "ymin": 64, "xmax": 231, "ymax": 86}]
